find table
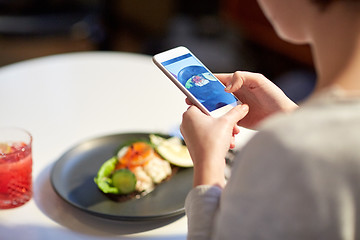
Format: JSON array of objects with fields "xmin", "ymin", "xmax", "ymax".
[{"xmin": 0, "ymin": 51, "xmax": 255, "ymax": 240}]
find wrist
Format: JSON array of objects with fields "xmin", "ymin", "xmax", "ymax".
[{"xmin": 192, "ymin": 159, "xmax": 226, "ymax": 188}]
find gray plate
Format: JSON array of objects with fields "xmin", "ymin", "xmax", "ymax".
[{"xmin": 50, "ymin": 132, "xmax": 193, "ymax": 221}]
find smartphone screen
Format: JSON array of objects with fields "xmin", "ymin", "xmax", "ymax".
[{"xmin": 159, "ymin": 52, "xmax": 238, "ymax": 113}]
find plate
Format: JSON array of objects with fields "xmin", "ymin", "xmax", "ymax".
[{"xmin": 50, "ymin": 132, "xmax": 193, "ymax": 221}]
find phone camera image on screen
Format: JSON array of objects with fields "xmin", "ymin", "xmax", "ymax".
[{"xmin": 161, "ymin": 53, "xmax": 238, "ymax": 112}]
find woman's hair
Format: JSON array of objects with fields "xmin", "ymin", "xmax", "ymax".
[
  {"xmin": 312, "ymin": 0, "xmax": 335, "ymax": 4},
  {"xmin": 312, "ymin": 0, "xmax": 359, "ymax": 8}
]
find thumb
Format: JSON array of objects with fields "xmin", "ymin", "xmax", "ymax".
[{"xmin": 224, "ymin": 104, "xmax": 249, "ymax": 124}]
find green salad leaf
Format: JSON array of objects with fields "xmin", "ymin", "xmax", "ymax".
[{"xmin": 94, "ymin": 156, "xmax": 120, "ymax": 194}]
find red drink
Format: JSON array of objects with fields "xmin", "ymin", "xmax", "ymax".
[{"xmin": 0, "ymin": 128, "xmax": 32, "ymax": 209}]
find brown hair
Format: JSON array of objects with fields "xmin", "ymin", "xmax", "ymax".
[{"xmin": 312, "ymin": 0, "xmax": 359, "ymax": 8}]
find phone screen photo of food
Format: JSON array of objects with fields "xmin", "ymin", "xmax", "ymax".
[{"xmin": 161, "ymin": 53, "xmax": 238, "ymax": 112}]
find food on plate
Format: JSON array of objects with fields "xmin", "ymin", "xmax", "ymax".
[
  {"xmin": 94, "ymin": 134, "xmax": 192, "ymax": 201},
  {"xmin": 150, "ymin": 134, "xmax": 193, "ymax": 167},
  {"xmin": 111, "ymin": 169, "xmax": 137, "ymax": 194}
]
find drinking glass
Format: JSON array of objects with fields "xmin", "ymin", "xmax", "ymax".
[{"xmin": 0, "ymin": 127, "xmax": 32, "ymax": 209}]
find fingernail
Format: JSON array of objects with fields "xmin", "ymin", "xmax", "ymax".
[
  {"xmin": 241, "ymin": 104, "xmax": 249, "ymax": 112},
  {"xmin": 225, "ymin": 84, "xmax": 232, "ymax": 92}
]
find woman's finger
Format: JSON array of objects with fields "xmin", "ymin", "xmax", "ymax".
[
  {"xmin": 225, "ymin": 104, "xmax": 249, "ymax": 125},
  {"xmin": 185, "ymin": 98, "xmax": 194, "ymax": 106},
  {"xmin": 233, "ymin": 125, "xmax": 240, "ymax": 136},
  {"xmin": 215, "ymin": 73, "xmax": 232, "ymax": 86}
]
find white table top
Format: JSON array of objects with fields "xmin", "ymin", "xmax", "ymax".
[{"xmin": 0, "ymin": 51, "xmax": 255, "ymax": 240}]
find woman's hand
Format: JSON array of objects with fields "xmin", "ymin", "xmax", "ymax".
[
  {"xmin": 218, "ymin": 71, "xmax": 298, "ymax": 129},
  {"xmin": 180, "ymin": 104, "xmax": 249, "ymax": 188}
]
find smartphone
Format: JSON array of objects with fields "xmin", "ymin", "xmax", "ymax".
[{"xmin": 153, "ymin": 46, "xmax": 241, "ymax": 117}]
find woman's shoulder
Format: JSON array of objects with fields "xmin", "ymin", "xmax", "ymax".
[
  {"xmin": 260, "ymin": 89, "xmax": 360, "ymax": 136},
  {"xmin": 217, "ymin": 90, "xmax": 360, "ymax": 239},
  {"xmin": 247, "ymin": 89, "xmax": 360, "ymax": 162}
]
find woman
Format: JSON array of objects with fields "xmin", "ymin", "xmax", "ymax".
[{"xmin": 181, "ymin": 0, "xmax": 360, "ymax": 239}]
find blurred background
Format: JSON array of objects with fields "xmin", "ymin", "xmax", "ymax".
[{"xmin": 0, "ymin": 0, "xmax": 316, "ymax": 103}]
